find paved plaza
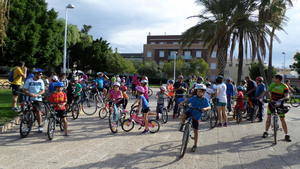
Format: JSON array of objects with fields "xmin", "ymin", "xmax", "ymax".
[{"xmin": 1, "ymin": 89, "xmax": 300, "ymax": 169}]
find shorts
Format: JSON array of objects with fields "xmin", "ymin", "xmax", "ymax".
[
  {"xmin": 156, "ymin": 103, "xmax": 164, "ymax": 114},
  {"xmin": 11, "ymin": 84, "xmax": 20, "ymax": 96},
  {"xmin": 184, "ymin": 111, "xmax": 199, "ymax": 130},
  {"xmin": 32, "ymin": 101, "xmax": 43, "ymax": 112},
  {"xmin": 267, "ymin": 103, "xmax": 286, "ymax": 118},
  {"xmin": 142, "ymin": 108, "xmax": 150, "ymax": 114},
  {"xmin": 56, "ymin": 110, "xmax": 67, "ymax": 118},
  {"xmin": 217, "ymin": 101, "xmax": 227, "ymax": 107}
]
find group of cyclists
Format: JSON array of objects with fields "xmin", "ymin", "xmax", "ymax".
[{"xmin": 10, "ymin": 62, "xmax": 296, "ymax": 153}]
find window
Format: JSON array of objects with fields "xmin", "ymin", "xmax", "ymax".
[
  {"xmin": 147, "ymin": 51, "xmax": 152, "ymax": 57},
  {"xmin": 173, "ymin": 42, "xmax": 179, "ymax": 44},
  {"xmin": 196, "ymin": 50, "xmax": 202, "ymax": 58},
  {"xmin": 169, "ymin": 51, "xmax": 177, "ymax": 59},
  {"xmin": 210, "ymin": 63, "xmax": 217, "ymax": 69},
  {"xmin": 211, "ymin": 51, "xmax": 217, "ymax": 58},
  {"xmin": 184, "ymin": 51, "xmax": 192, "ymax": 59},
  {"xmin": 159, "ymin": 50, "xmax": 165, "ymax": 58}
]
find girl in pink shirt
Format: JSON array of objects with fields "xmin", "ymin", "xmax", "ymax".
[
  {"xmin": 141, "ymin": 80, "xmax": 149, "ymax": 101},
  {"xmin": 107, "ymin": 82, "xmax": 124, "ymax": 112}
]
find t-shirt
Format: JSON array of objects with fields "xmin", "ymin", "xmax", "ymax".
[
  {"xmin": 95, "ymin": 77, "xmax": 104, "ymax": 89},
  {"xmin": 187, "ymin": 96, "xmax": 210, "ymax": 120},
  {"xmin": 268, "ymin": 82, "xmax": 289, "ymax": 101},
  {"xmin": 132, "ymin": 75, "xmax": 139, "ymax": 85},
  {"xmin": 174, "ymin": 81, "xmax": 188, "ymax": 97},
  {"xmin": 48, "ymin": 92, "xmax": 67, "ymax": 110},
  {"xmin": 204, "ymin": 88, "xmax": 215, "ymax": 100},
  {"xmin": 143, "ymin": 86, "xmax": 149, "ymax": 100},
  {"xmin": 167, "ymin": 84, "xmax": 174, "ymax": 97},
  {"xmin": 255, "ymin": 83, "xmax": 266, "ymax": 97},
  {"xmin": 226, "ymin": 83, "xmax": 234, "ymax": 96},
  {"xmin": 156, "ymin": 91, "xmax": 166, "ymax": 104},
  {"xmin": 235, "ymin": 91, "xmax": 244, "ymax": 109},
  {"xmin": 216, "ymin": 83, "xmax": 227, "ymax": 103},
  {"xmin": 139, "ymin": 95, "xmax": 149, "ymax": 109},
  {"xmin": 12, "ymin": 66, "xmax": 26, "ymax": 85},
  {"xmin": 246, "ymin": 80, "xmax": 257, "ymax": 97},
  {"xmin": 74, "ymin": 83, "xmax": 82, "ymax": 96},
  {"xmin": 23, "ymin": 78, "xmax": 45, "ymax": 101},
  {"xmin": 109, "ymin": 89, "xmax": 123, "ymax": 100}
]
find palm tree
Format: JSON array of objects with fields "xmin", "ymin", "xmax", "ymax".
[
  {"xmin": 259, "ymin": 0, "xmax": 293, "ymax": 84},
  {"xmin": 182, "ymin": 0, "xmax": 270, "ymax": 84},
  {"xmin": 0, "ymin": 0, "xmax": 9, "ymax": 46}
]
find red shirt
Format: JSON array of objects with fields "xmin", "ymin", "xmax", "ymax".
[
  {"xmin": 48, "ymin": 91, "xmax": 67, "ymax": 110},
  {"xmin": 235, "ymin": 91, "xmax": 244, "ymax": 109}
]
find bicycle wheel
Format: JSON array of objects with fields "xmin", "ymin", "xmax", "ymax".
[
  {"xmin": 148, "ymin": 120, "xmax": 160, "ymax": 133},
  {"xmin": 290, "ymin": 95, "xmax": 300, "ymax": 107},
  {"xmin": 98, "ymin": 107, "xmax": 108, "ymax": 119},
  {"xmin": 236, "ymin": 110, "xmax": 242, "ymax": 124},
  {"xmin": 121, "ymin": 119, "xmax": 135, "ymax": 132},
  {"xmin": 81, "ymin": 96, "xmax": 97, "ymax": 115},
  {"xmin": 95, "ymin": 94, "xmax": 104, "ymax": 108},
  {"xmin": 47, "ymin": 117, "xmax": 56, "ymax": 140},
  {"xmin": 161, "ymin": 108, "xmax": 168, "ymax": 124},
  {"xmin": 273, "ymin": 115, "xmax": 278, "ymax": 144},
  {"xmin": 19, "ymin": 112, "xmax": 34, "ymax": 138},
  {"xmin": 209, "ymin": 110, "xmax": 217, "ymax": 128},
  {"xmin": 148, "ymin": 88, "xmax": 153, "ymax": 97},
  {"xmin": 59, "ymin": 118, "xmax": 65, "ymax": 131},
  {"xmin": 108, "ymin": 112, "xmax": 119, "ymax": 133},
  {"xmin": 130, "ymin": 105, "xmax": 139, "ymax": 116},
  {"xmin": 179, "ymin": 123, "xmax": 190, "ymax": 158},
  {"xmin": 71, "ymin": 104, "xmax": 79, "ymax": 120}
]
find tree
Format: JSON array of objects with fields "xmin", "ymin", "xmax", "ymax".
[
  {"xmin": 0, "ymin": 0, "xmax": 9, "ymax": 46},
  {"xmin": 291, "ymin": 52, "xmax": 300, "ymax": 75},
  {"xmin": 138, "ymin": 61, "xmax": 161, "ymax": 79},
  {"xmin": 249, "ymin": 62, "xmax": 276, "ymax": 80}
]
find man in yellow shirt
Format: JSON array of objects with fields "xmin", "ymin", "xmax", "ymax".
[{"xmin": 11, "ymin": 62, "xmax": 27, "ymax": 111}]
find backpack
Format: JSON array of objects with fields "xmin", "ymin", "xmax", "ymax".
[{"xmin": 8, "ymin": 69, "xmax": 15, "ymax": 82}]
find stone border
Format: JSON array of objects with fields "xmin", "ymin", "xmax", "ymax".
[{"xmin": 0, "ymin": 116, "xmax": 20, "ymax": 133}]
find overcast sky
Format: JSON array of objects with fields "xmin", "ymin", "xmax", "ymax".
[{"xmin": 46, "ymin": 0, "xmax": 300, "ymax": 68}]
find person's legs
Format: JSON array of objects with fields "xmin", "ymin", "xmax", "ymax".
[
  {"xmin": 258, "ymin": 100, "xmax": 264, "ymax": 121},
  {"xmin": 173, "ymin": 98, "xmax": 179, "ymax": 118},
  {"xmin": 11, "ymin": 84, "xmax": 20, "ymax": 109},
  {"xmin": 217, "ymin": 106, "xmax": 222, "ymax": 126},
  {"xmin": 12, "ymin": 95, "xmax": 18, "ymax": 108},
  {"xmin": 221, "ymin": 106, "xmax": 228, "ymax": 125},
  {"xmin": 227, "ymin": 95, "xmax": 232, "ymax": 112},
  {"xmin": 63, "ymin": 117, "xmax": 68, "ymax": 135},
  {"xmin": 143, "ymin": 112, "xmax": 149, "ymax": 131},
  {"xmin": 280, "ymin": 117, "xmax": 288, "ymax": 135}
]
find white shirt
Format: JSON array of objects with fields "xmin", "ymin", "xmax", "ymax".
[{"xmin": 216, "ymin": 83, "xmax": 227, "ymax": 103}]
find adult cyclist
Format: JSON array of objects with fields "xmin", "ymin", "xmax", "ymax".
[
  {"xmin": 173, "ymin": 75, "xmax": 188, "ymax": 118},
  {"xmin": 262, "ymin": 74, "xmax": 291, "ymax": 142}
]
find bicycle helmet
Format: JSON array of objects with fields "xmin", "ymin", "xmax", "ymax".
[
  {"xmin": 178, "ymin": 75, "xmax": 184, "ymax": 79},
  {"xmin": 237, "ymin": 86, "xmax": 244, "ymax": 91},
  {"xmin": 160, "ymin": 86, "xmax": 166, "ymax": 91},
  {"xmin": 141, "ymin": 80, "xmax": 148, "ymax": 84},
  {"xmin": 32, "ymin": 68, "xmax": 44, "ymax": 73},
  {"xmin": 113, "ymin": 82, "xmax": 121, "ymax": 87},
  {"xmin": 121, "ymin": 86, "xmax": 128, "ymax": 91},
  {"xmin": 256, "ymin": 76, "xmax": 264, "ymax": 82},
  {"xmin": 197, "ymin": 76, "xmax": 204, "ymax": 82},
  {"xmin": 168, "ymin": 80, "xmax": 174, "ymax": 84},
  {"xmin": 96, "ymin": 72, "xmax": 103, "ymax": 75},
  {"xmin": 54, "ymin": 82, "xmax": 64, "ymax": 87},
  {"xmin": 195, "ymin": 84, "xmax": 207, "ymax": 90},
  {"xmin": 206, "ymin": 82, "xmax": 212, "ymax": 86},
  {"xmin": 135, "ymin": 86, "xmax": 145, "ymax": 93},
  {"xmin": 52, "ymin": 75, "xmax": 59, "ymax": 81}
]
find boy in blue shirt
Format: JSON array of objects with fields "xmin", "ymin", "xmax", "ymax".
[{"xmin": 179, "ymin": 84, "xmax": 211, "ymax": 152}]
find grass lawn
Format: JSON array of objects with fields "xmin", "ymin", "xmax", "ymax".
[{"xmin": 0, "ymin": 89, "xmax": 18, "ymax": 126}]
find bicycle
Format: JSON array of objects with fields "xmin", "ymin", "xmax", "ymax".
[
  {"xmin": 98, "ymin": 99, "xmax": 109, "ymax": 119},
  {"xmin": 80, "ymin": 85, "xmax": 98, "ymax": 116},
  {"xmin": 108, "ymin": 101, "xmax": 126, "ymax": 133},
  {"xmin": 267, "ymin": 100, "xmax": 290, "ymax": 144},
  {"xmin": 208, "ymin": 101, "xmax": 218, "ymax": 128},
  {"xmin": 121, "ymin": 108, "xmax": 160, "ymax": 133},
  {"xmin": 148, "ymin": 88, "xmax": 153, "ymax": 97},
  {"xmin": 19, "ymin": 100, "xmax": 36, "ymax": 138},
  {"xmin": 289, "ymin": 92, "xmax": 300, "ymax": 107},
  {"xmin": 156, "ymin": 103, "xmax": 168, "ymax": 124}
]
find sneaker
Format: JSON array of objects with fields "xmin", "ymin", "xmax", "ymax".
[
  {"xmin": 37, "ymin": 126, "xmax": 43, "ymax": 133},
  {"xmin": 262, "ymin": 132, "xmax": 268, "ymax": 138},
  {"xmin": 179, "ymin": 124, "xmax": 184, "ymax": 132},
  {"xmin": 218, "ymin": 123, "xmax": 222, "ymax": 127},
  {"xmin": 191, "ymin": 145, "xmax": 197, "ymax": 152},
  {"xmin": 285, "ymin": 135, "xmax": 291, "ymax": 142},
  {"xmin": 223, "ymin": 122, "xmax": 227, "ymax": 127},
  {"xmin": 141, "ymin": 129, "xmax": 149, "ymax": 134}
]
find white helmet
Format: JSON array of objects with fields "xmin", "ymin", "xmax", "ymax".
[
  {"xmin": 141, "ymin": 80, "xmax": 148, "ymax": 84},
  {"xmin": 52, "ymin": 75, "xmax": 59, "ymax": 81},
  {"xmin": 160, "ymin": 86, "xmax": 166, "ymax": 91},
  {"xmin": 195, "ymin": 84, "xmax": 207, "ymax": 90},
  {"xmin": 96, "ymin": 72, "xmax": 103, "ymax": 75},
  {"xmin": 113, "ymin": 82, "xmax": 121, "ymax": 87}
]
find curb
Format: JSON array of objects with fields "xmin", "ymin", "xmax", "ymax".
[{"xmin": 0, "ymin": 116, "xmax": 20, "ymax": 133}]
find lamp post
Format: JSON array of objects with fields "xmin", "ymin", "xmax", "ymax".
[
  {"xmin": 282, "ymin": 52, "xmax": 286, "ymax": 82},
  {"xmin": 173, "ymin": 52, "xmax": 177, "ymax": 82},
  {"xmin": 63, "ymin": 4, "xmax": 75, "ymax": 74}
]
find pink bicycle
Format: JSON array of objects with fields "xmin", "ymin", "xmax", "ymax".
[{"xmin": 121, "ymin": 110, "xmax": 160, "ymax": 133}]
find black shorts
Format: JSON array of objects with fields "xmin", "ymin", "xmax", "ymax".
[
  {"xmin": 142, "ymin": 108, "xmax": 150, "ymax": 114},
  {"xmin": 56, "ymin": 110, "xmax": 67, "ymax": 118},
  {"xmin": 32, "ymin": 101, "xmax": 43, "ymax": 112},
  {"xmin": 185, "ymin": 111, "xmax": 199, "ymax": 130},
  {"xmin": 11, "ymin": 84, "xmax": 20, "ymax": 96}
]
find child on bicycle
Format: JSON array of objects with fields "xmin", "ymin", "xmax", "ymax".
[
  {"xmin": 179, "ymin": 84, "xmax": 211, "ymax": 152},
  {"xmin": 107, "ymin": 82, "xmax": 124, "ymax": 112},
  {"xmin": 48, "ymin": 82, "xmax": 68, "ymax": 136},
  {"xmin": 120, "ymin": 85, "xmax": 129, "ymax": 110},
  {"xmin": 132, "ymin": 86, "xmax": 150, "ymax": 134},
  {"xmin": 141, "ymin": 80, "xmax": 149, "ymax": 102},
  {"xmin": 156, "ymin": 86, "xmax": 169, "ymax": 120},
  {"xmin": 233, "ymin": 86, "xmax": 245, "ymax": 120}
]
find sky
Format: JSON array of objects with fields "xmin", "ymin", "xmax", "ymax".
[{"xmin": 46, "ymin": 0, "xmax": 300, "ymax": 68}]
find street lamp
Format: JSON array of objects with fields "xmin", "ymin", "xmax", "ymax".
[
  {"xmin": 173, "ymin": 52, "xmax": 177, "ymax": 81},
  {"xmin": 282, "ymin": 52, "xmax": 286, "ymax": 82},
  {"xmin": 63, "ymin": 4, "xmax": 75, "ymax": 74}
]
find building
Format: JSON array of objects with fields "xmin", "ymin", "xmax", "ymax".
[
  {"xmin": 143, "ymin": 35, "xmax": 219, "ymax": 79},
  {"xmin": 224, "ymin": 58, "xmax": 252, "ymax": 83},
  {"xmin": 120, "ymin": 53, "xmax": 143, "ymax": 62}
]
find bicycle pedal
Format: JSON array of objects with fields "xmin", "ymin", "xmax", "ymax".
[{"xmin": 138, "ymin": 126, "xmax": 142, "ymax": 130}]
